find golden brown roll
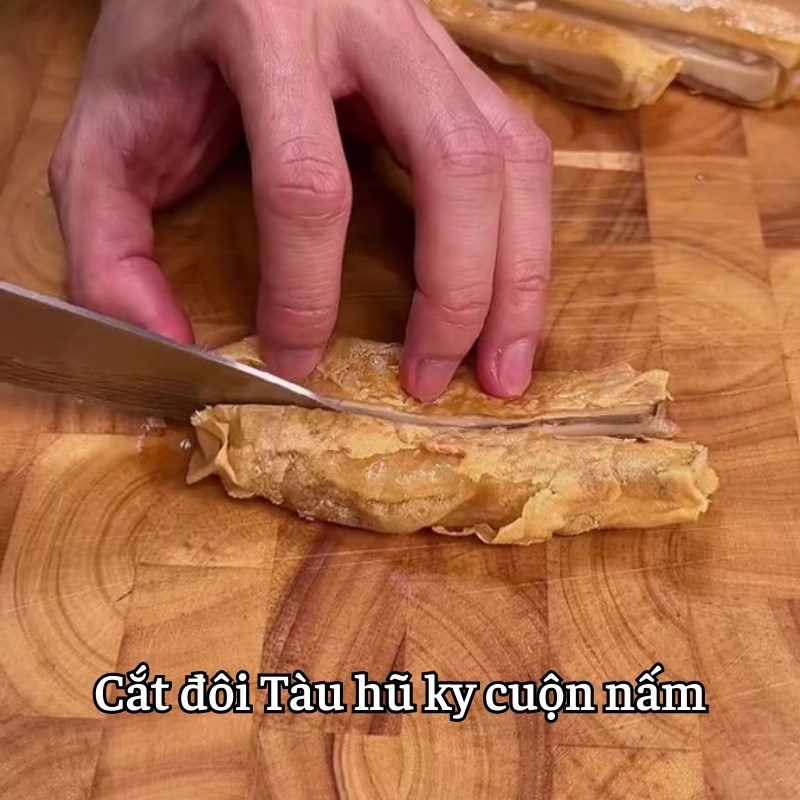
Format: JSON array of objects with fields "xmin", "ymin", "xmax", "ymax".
[
  {"xmin": 214, "ymin": 336, "xmax": 674, "ymax": 434},
  {"xmin": 188, "ymin": 337, "xmax": 718, "ymax": 545},
  {"xmin": 188, "ymin": 404, "xmax": 716, "ymax": 544},
  {"xmin": 427, "ymin": 0, "xmax": 681, "ymax": 109},
  {"xmin": 497, "ymin": 0, "xmax": 800, "ymax": 107}
]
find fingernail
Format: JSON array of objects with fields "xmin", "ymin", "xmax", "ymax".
[
  {"xmin": 498, "ymin": 340, "xmax": 534, "ymax": 396},
  {"xmin": 264, "ymin": 347, "xmax": 323, "ymax": 380},
  {"xmin": 412, "ymin": 358, "xmax": 458, "ymax": 401}
]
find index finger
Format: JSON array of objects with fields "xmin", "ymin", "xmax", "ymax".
[{"xmin": 219, "ymin": 29, "xmax": 351, "ymax": 380}]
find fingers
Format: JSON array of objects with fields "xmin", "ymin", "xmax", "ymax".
[
  {"xmin": 402, "ymin": 114, "xmax": 504, "ymax": 400},
  {"xmin": 476, "ymin": 115, "xmax": 551, "ymax": 396},
  {"xmin": 344, "ymin": 1, "xmax": 504, "ymax": 400},
  {"xmin": 48, "ymin": 145, "xmax": 194, "ymax": 344},
  {"xmin": 410, "ymin": 1, "xmax": 553, "ymax": 397},
  {"xmin": 221, "ymin": 32, "xmax": 351, "ymax": 381}
]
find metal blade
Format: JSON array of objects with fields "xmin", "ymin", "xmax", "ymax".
[{"xmin": 0, "ymin": 281, "xmax": 336, "ymax": 419}]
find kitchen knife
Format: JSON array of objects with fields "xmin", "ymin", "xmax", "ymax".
[{"xmin": 0, "ymin": 281, "xmax": 358, "ymax": 420}]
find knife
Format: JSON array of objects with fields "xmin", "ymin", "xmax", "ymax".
[{"xmin": 0, "ymin": 280, "xmax": 355, "ymax": 420}]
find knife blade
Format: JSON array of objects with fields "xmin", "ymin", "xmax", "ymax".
[{"xmin": 0, "ymin": 281, "xmax": 347, "ymax": 419}]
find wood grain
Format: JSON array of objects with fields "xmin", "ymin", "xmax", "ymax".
[{"xmin": 1, "ymin": 2, "xmax": 800, "ymax": 798}]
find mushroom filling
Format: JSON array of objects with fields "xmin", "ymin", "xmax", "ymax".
[
  {"xmin": 331, "ymin": 397, "xmax": 675, "ymax": 438},
  {"xmin": 509, "ymin": 0, "xmax": 799, "ymax": 104}
]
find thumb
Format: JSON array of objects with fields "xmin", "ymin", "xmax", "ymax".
[{"xmin": 49, "ymin": 153, "xmax": 194, "ymax": 344}]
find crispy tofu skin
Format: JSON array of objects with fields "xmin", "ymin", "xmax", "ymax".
[
  {"xmin": 188, "ymin": 337, "xmax": 718, "ymax": 545},
  {"xmin": 454, "ymin": 0, "xmax": 800, "ymax": 108},
  {"xmin": 532, "ymin": 0, "xmax": 800, "ymax": 69},
  {"xmin": 215, "ymin": 336, "xmax": 674, "ymax": 434},
  {"xmin": 427, "ymin": 0, "xmax": 681, "ymax": 109},
  {"xmin": 188, "ymin": 404, "xmax": 717, "ymax": 544},
  {"xmin": 531, "ymin": 0, "xmax": 800, "ymax": 107}
]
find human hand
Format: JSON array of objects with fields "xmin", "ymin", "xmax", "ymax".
[{"xmin": 49, "ymin": 0, "xmax": 552, "ymax": 399}]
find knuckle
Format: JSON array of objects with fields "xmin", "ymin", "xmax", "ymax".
[
  {"xmin": 259, "ymin": 138, "xmax": 352, "ymax": 222},
  {"xmin": 267, "ymin": 295, "xmax": 337, "ymax": 337},
  {"xmin": 506, "ymin": 264, "xmax": 549, "ymax": 299},
  {"xmin": 425, "ymin": 285, "xmax": 491, "ymax": 329},
  {"xmin": 434, "ymin": 118, "xmax": 504, "ymax": 178},
  {"xmin": 496, "ymin": 116, "xmax": 553, "ymax": 168}
]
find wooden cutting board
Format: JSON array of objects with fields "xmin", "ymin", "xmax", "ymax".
[{"xmin": 1, "ymin": 1, "xmax": 799, "ymax": 798}]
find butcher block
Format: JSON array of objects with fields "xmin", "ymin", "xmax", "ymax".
[{"xmin": 1, "ymin": 0, "xmax": 799, "ymax": 798}]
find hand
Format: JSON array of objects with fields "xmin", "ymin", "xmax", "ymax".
[{"xmin": 49, "ymin": 0, "xmax": 552, "ymax": 399}]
